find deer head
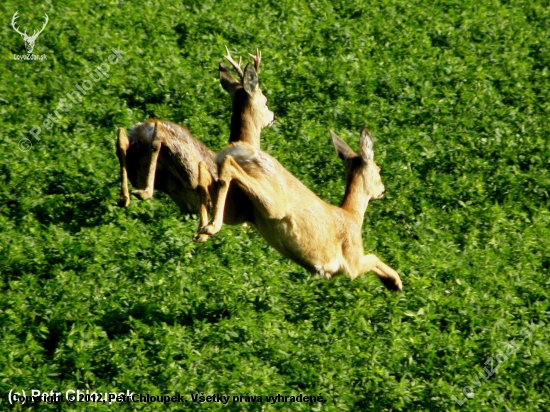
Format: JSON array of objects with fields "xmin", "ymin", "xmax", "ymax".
[
  {"xmin": 11, "ymin": 11, "xmax": 49, "ymax": 54},
  {"xmin": 219, "ymin": 47, "xmax": 274, "ymax": 147},
  {"xmin": 330, "ymin": 128, "xmax": 386, "ymax": 221}
]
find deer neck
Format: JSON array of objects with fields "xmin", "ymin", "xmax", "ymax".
[
  {"xmin": 340, "ymin": 173, "xmax": 370, "ymax": 224},
  {"xmin": 229, "ymin": 111, "xmax": 261, "ymax": 149}
]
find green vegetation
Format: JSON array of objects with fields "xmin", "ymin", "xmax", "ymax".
[{"xmin": 1, "ymin": 0, "xmax": 549, "ymax": 410}]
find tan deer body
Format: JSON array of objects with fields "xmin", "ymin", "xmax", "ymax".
[{"xmin": 199, "ymin": 129, "xmax": 402, "ymax": 291}]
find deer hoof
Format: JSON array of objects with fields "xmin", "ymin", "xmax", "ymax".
[
  {"xmin": 380, "ymin": 276, "xmax": 403, "ymax": 292},
  {"xmin": 198, "ymin": 223, "xmax": 219, "ymax": 236},
  {"xmin": 193, "ymin": 233, "xmax": 210, "ymax": 243},
  {"xmin": 132, "ymin": 189, "xmax": 152, "ymax": 200},
  {"xmin": 117, "ymin": 196, "xmax": 130, "ymax": 207},
  {"xmin": 395, "ymin": 277, "xmax": 403, "ymax": 292}
]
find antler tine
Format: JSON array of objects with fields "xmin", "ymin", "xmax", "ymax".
[
  {"xmin": 248, "ymin": 49, "xmax": 261, "ymax": 73},
  {"xmin": 11, "ymin": 11, "xmax": 27, "ymax": 36},
  {"xmin": 29, "ymin": 13, "xmax": 48, "ymax": 39},
  {"xmin": 224, "ymin": 45, "xmax": 244, "ymax": 79},
  {"xmin": 37, "ymin": 14, "xmax": 49, "ymax": 35}
]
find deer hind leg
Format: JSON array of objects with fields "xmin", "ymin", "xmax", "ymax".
[
  {"xmin": 357, "ymin": 254, "xmax": 403, "ymax": 291},
  {"xmin": 132, "ymin": 122, "xmax": 163, "ymax": 200},
  {"xmin": 199, "ymin": 155, "xmax": 278, "ymax": 235},
  {"xmin": 198, "ymin": 155, "xmax": 238, "ymax": 237},
  {"xmin": 116, "ymin": 128, "xmax": 131, "ymax": 207},
  {"xmin": 199, "ymin": 154, "xmax": 283, "ymax": 238},
  {"xmin": 193, "ymin": 161, "xmax": 215, "ymax": 243}
]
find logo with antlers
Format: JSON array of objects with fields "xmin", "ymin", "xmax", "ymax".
[{"xmin": 11, "ymin": 11, "xmax": 49, "ymax": 54}]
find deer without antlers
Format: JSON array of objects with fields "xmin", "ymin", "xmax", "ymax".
[
  {"xmin": 116, "ymin": 120, "xmax": 217, "ymax": 211},
  {"xmin": 11, "ymin": 11, "xmax": 49, "ymax": 54},
  {"xmin": 116, "ymin": 48, "xmax": 274, "ymax": 240},
  {"xmin": 197, "ymin": 128, "xmax": 403, "ymax": 291}
]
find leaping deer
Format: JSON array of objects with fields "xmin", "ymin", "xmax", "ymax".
[
  {"xmin": 116, "ymin": 48, "xmax": 274, "ymax": 240},
  {"xmin": 197, "ymin": 128, "xmax": 403, "ymax": 291},
  {"xmin": 11, "ymin": 11, "xmax": 49, "ymax": 54}
]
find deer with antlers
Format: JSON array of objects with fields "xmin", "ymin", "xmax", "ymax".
[
  {"xmin": 197, "ymin": 128, "xmax": 403, "ymax": 291},
  {"xmin": 116, "ymin": 48, "xmax": 274, "ymax": 240},
  {"xmin": 11, "ymin": 11, "xmax": 49, "ymax": 54}
]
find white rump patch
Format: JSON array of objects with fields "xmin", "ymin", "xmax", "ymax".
[
  {"xmin": 218, "ymin": 144, "xmax": 254, "ymax": 164},
  {"xmin": 217, "ymin": 144, "xmax": 276, "ymax": 175}
]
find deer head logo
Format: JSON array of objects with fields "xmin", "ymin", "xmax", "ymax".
[{"xmin": 11, "ymin": 11, "xmax": 49, "ymax": 54}]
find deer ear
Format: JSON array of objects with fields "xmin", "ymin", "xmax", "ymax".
[
  {"xmin": 359, "ymin": 127, "xmax": 374, "ymax": 162},
  {"xmin": 243, "ymin": 63, "xmax": 258, "ymax": 94},
  {"xmin": 330, "ymin": 130, "xmax": 357, "ymax": 161},
  {"xmin": 219, "ymin": 62, "xmax": 240, "ymax": 94}
]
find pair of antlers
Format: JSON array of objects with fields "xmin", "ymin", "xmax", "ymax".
[
  {"xmin": 11, "ymin": 11, "xmax": 49, "ymax": 39},
  {"xmin": 224, "ymin": 46, "xmax": 261, "ymax": 79}
]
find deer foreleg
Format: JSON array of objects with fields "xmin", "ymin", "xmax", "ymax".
[
  {"xmin": 356, "ymin": 254, "xmax": 403, "ymax": 291},
  {"xmin": 116, "ymin": 128, "xmax": 130, "ymax": 207},
  {"xmin": 198, "ymin": 155, "xmax": 238, "ymax": 237},
  {"xmin": 132, "ymin": 122, "xmax": 163, "ymax": 200},
  {"xmin": 193, "ymin": 161, "xmax": 215, "ymax": 243}
]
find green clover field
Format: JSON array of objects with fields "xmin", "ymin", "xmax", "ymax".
[{"xmin": 1, "ymin": 0, "xmax": 549, "ymax": 410}]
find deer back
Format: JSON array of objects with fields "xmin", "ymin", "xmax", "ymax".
[{"xmin": 126, "ymin": 120, "xmax": 217, "ymax": 214}]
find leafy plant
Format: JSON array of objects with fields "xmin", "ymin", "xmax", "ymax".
[{"xmin": 1, "ymin": 0, "xmax": 549, "ymax": 410}]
